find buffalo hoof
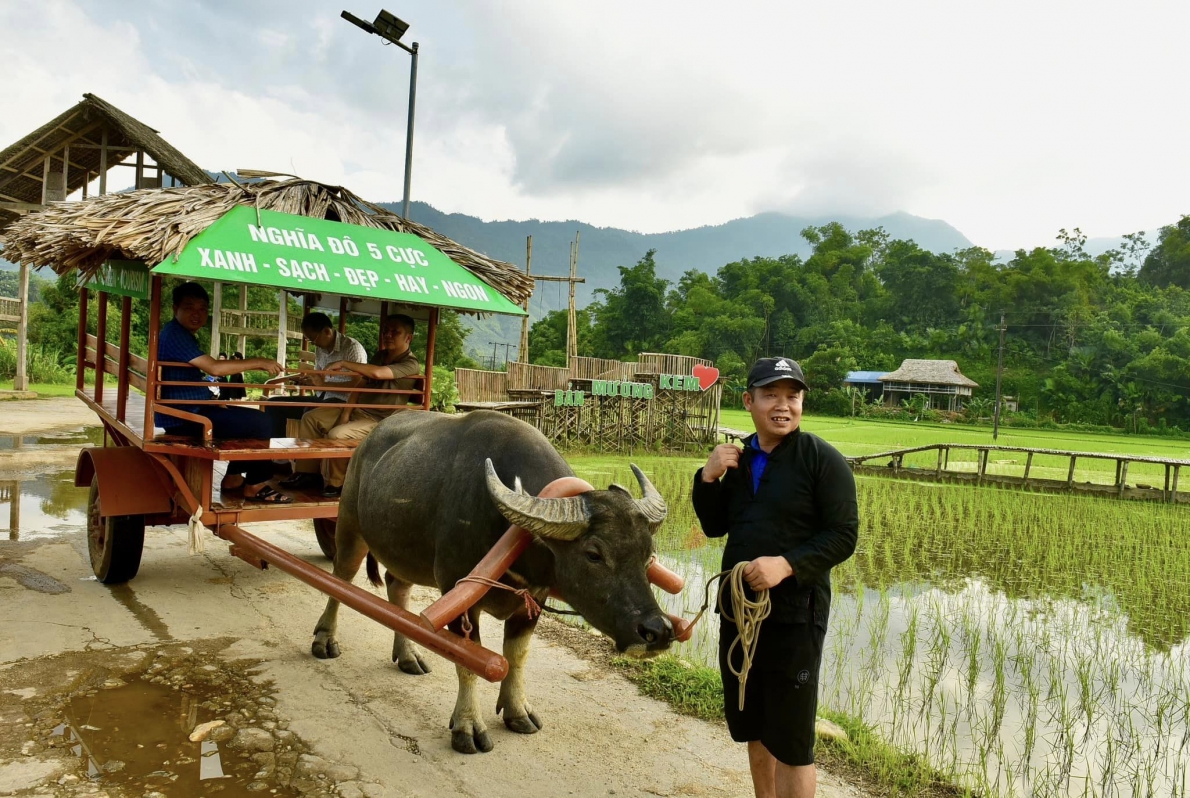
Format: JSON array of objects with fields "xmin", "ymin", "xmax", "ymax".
[
  {"xmin": 395, "ymin": 652, "xmax": 432, "ymax": 675},
  {"xmin": 449, "ymin": 720, "xmax": 493, "ymax": 754},
  {"xmin": 502, "ymin": 712, "xmax": 543, "ymax": 735},
  {"xmin": 311, "ymin": 637, "xmax": 341, "ymax": 659}
]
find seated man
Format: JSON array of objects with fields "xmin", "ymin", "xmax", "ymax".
[
  {"xmin": 282, "ymin": 314, "xmax": 421, "ymax": 498},
  {"xmin": 263, "ymin": 312, "xmax": 368, "ymax": 436},
  {"xmin": 157, "ymin": 281, "xmax": 292, "ymax": 504}
]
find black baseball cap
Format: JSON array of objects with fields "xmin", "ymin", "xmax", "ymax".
[{"xmin": 746, "ymin": 357, "xmax": 808, "ymax": 391}]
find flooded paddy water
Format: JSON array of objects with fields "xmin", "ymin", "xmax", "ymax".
[{"xmin": 572, "ymin": 456, "xmax": 1190, "ymax": 798}]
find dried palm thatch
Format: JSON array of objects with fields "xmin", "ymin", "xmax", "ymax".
[
  {"xmin": 0, "ymin": 174, "xmax": 533, "ymax": 306},
  {"xmin": 880, "ymin": 359, "xmax": 979, "ymax": 388}
]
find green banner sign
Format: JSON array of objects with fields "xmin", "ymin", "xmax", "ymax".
[
  {"xmin": 153, "ymin": 206, "xmax": 526, "ymax": 316},
  {"xmin": 81, "ymin": 259, "xmax": 151, "ymax": 300}
]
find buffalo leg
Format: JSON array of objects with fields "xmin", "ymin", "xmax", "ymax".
[
  {"xmin": 384, "ymin": 571, "xmax": 431, "ymax": 675},
  {"xmin": 311, "ymin": 521, "xmax": 370, "ymax": 659},
  {"xmin": 496, "ymin": 609, "xmax": 543, "ymax": 734},
  {"xmin": 448, "ymin": 609, "xmax": 493, "ymax": 754}
]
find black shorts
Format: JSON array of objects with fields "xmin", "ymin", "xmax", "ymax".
[{"xmin": 719, "ymin": 619, "xmax": 825, "ymax": 767}]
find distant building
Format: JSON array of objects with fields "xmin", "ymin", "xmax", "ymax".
[
  {"xmin": 843, "ymin": 371, "xmax": 888, "ymax": 402},
  {"xmin": 880, "ymin": 359, "xmax": 978, "ymax": 412}
]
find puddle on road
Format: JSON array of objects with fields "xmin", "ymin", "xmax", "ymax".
[
  {"xmin": 0, "ymin": 428, "xmax": 104, "ymax": 450},
  {"xmin": 22, "ymin": 645, "xmax": 328, "ymax": 797},
  {"xmin": 0, "ymin": 469, "xmax": 87, "ymax": 541},
  {"xmin": 58, "ymin": 680, "xmax": 283, "ymax": 798}
]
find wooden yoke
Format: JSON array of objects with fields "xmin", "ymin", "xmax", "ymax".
[{"xmin": 420, "ymin": 476, "xmax": 689, "ymax": 635}]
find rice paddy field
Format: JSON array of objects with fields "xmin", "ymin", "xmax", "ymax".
[{"xmin": 569, "ymin": 416, "xmax": 1190, "ymax": 797}]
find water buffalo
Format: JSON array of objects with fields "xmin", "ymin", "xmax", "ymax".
[{"xmin": 311, "ymin": 410, "xmax": 675, "ymax": 753}]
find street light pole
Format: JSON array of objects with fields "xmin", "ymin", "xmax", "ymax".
[
  {"xmin": 401, "ymin": 41, "xmax": 418, "ymax": 221},
  {"xmin": 342, "ymin": 9, "xmax": 419, "ymax": 220}
]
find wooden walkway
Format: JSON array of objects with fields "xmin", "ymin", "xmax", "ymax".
[{"xmin": 848, "ymin": 443, "xmax": 1187, "ymax": 505}]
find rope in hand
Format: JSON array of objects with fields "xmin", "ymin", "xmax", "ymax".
[{"xmin": 683, "ymin": 561, "xmax": 772, "ymax": 711}]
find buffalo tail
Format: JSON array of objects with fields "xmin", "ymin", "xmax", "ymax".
[{"xmin": 366, "ymin": 553, "xmax": 382, "ymax": 587}]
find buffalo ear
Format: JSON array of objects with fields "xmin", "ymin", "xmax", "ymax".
[{"xmin": 608, "ymin": 483, "xmax": 631, "ymax": 496}]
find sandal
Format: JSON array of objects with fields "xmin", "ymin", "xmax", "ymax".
[
  {"xmin": 280, "ymin": 473, "xmax": 321, "ymax": 489},
  {"xmin": 246, "ymin": 485, "xmax": 294, "ymax": 504}
]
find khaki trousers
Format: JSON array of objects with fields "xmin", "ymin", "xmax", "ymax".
[{"xmin": 294, "ymin": 406, "xmax": 378, "ymax": 487}]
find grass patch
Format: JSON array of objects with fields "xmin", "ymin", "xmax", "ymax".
[
  {"xmin": 611, "ymin": 655, "xmax": 967, "ymax": 797},
  {"xmin": 0, "ymin": 381, "xmax": 78, "ymax": 397}
]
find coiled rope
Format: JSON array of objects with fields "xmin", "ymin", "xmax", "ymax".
[{"xmin": 685, "ymin": 561, "xmax": 772, "ymax": 710}]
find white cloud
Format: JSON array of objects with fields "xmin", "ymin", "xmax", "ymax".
[{"xmin": 2, "ymin": 0, "xmax": 1187, "ymax": 251}]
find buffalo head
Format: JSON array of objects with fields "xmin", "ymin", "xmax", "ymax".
[{"xmin": 484, "ymin": 460, "xmax": 674, "ymax": 656}]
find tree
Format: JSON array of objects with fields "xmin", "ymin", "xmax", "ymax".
[
  {"xmin": 1139, "ymin": 216, "xmax": 1190, "ymax": 289},
  {"xmin": 589, "ymin": 250, "xmax": 671, "ymax": 358}
]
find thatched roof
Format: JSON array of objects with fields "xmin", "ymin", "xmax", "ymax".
[
  {"xmin": 0, "ymin": 93, "xmax": 212, "ymax": 231},
  {"xmin": 0, "ymin": 175, "xmax": 534, "ymax": 306},
  {"xmin": 880, "ymin": 359, "xmax": 979, "ymax": 388}
]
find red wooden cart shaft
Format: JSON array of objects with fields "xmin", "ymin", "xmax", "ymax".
[{"xmin": 215, "ymin": 523, "xmax": 508, "ymax": 682}]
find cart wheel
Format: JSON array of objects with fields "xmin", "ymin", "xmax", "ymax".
[
  {"xmin": 87, "ymin": 477, "xmax": 146, "ymax": 584},
  {"xmin": 313, "ymin": 518, "xmax": 337, "ymax": 560}
]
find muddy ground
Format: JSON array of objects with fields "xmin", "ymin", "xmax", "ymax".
[{"xmin": 0, "ymin": 399, "xmax": 860, "ymax": 798}]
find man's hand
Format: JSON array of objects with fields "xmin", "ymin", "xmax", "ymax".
[
  {"xmin": 702, "ymin": 444, "xmax": 742, "ymax": 482},
  {"xmin": 253, "ymin": 359, "xmax": 284, "ymax": 377},
  {"xmin": 325, "ymin": 360, "xmax": 349, "ymax": 372},
  {"xmin": 743, "ymin": 556, "xmax": 794, "ymax": 591},
  {"xmin": 337, "ymin": 410, "xmax": 352, "ymax": 426}
]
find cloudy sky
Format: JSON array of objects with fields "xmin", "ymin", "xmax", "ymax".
[{"xmin": 2, "ymin": 0, "xmax": 1186, "ymax": 250}]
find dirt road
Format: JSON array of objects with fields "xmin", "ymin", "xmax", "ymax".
[{"xmin": 0, "ymin": 406, "xmax": 860, "ymax": 798}]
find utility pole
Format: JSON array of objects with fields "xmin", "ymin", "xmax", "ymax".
[
  {"xmin": 518, "ymin": 235, "xmax": 532, "ymax": 363},
  {"xmin": 521, "ymin": 232, "xmax": 585, "ymax": 365},
  {"xmin": 567, "ymin": 231, "xmax": 580, "ymax": 365},
  {"xmin": 488, "ymin": 341, "xmax": 499, "ymax": 371},
  {"xmin": 992, "ymin": 312, "xmax": 1006, "ymax": 440}
]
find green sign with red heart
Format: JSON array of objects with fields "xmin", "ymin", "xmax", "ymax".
[{"xmin": 659, "ymin": 365, "xmax": 719, "ymax": 392}]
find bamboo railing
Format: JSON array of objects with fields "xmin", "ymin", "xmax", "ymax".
[
  {"xmin": 455, "ymin": 368, "xmax": 510, "ymax": 403},
  {"xmin": 635, "ymin": 352, "xmax": 710, "ymax": 375},
  {"xmin": 507, "ymin": 361, "xmax": 571, "ymax": 392}
]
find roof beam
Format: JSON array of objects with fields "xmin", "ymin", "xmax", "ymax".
[{"xmin": 0, "ymin": 108, "xmax": 82, "ymax": 172}]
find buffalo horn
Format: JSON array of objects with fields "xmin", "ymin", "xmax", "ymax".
[
  {"xmin": 630, "ymin": 464, "xmax": 668, "ymax": 526},
  {"xmin": 484, "ymin": 459, "xmax": 591, "ymax": 541}
]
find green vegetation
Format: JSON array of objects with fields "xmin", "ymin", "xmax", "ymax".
[
  {"xmin": 569, "ymin": 453, "xmax": 1190, "ymax": 797},
  {"xmin": 531, "ymin": 219, "xmax": 1190, "ymax": 433}
]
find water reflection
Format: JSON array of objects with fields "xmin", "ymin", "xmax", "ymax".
[{"xmin": 0, "ymin": 472, "xmax": 88, "ymax": 541}]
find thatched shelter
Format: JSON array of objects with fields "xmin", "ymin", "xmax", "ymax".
[
  {"xmin": 0, "ymin": 92, "xmax": 211, "ymax": 391},
  {"xmin": 0, "ymin": 175, "xmax": 533, "ymax": 306},
  {"xmin": 0, "ymin": 93, "xmax": 211, "ymax": 232},
  {"xmin": 880, "ymin": 359, "xmax": 979, "ymax": 411}
]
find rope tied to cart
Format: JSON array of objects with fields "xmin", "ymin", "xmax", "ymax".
[
  {"xmin": 682, "ymin": 561, "xmax": 771, "ymax": 711},
  {"xmin": 453, "ymin": 575, "xmax": 543, "ymax": 635}
]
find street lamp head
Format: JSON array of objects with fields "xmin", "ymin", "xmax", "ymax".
[
  {"xmin": 372, "ymin": 10, "xmax": 409, "ymax": 43},
  {"xmin": 340, "ymin": 10, "xmax": 377, "ymax": 35}
]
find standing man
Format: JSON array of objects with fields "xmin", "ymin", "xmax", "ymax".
[
  {"xmin": 283, "ymin": 314, "xmax": 421, "ymax": 497},
  {"xmin": 157, "ymin": 282, "xmax": 291, "ymax": 504},
  {"xmin": 263, "ymin": 312, "xmax": 368, "ymax": 436},
  {"xmin": 692, "ymin": 357, "xmax": 858, "ymax": 798}
]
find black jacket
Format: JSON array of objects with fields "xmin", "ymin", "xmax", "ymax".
[{"xmin": 692, "ymin": 429, "xmax": 859, "ymax": 627}]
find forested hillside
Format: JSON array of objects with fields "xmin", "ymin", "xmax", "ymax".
[{"xmin": 527, "ymin": 218, "xmax": 1190, "ymax": 431}]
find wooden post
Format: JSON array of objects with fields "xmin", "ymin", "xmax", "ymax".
[
  {"xmin": 1067, "ymin": 456, "xmax": 1077, "ymax": 491},
  {"xmin": 144, "ymin": 276, "xmax": 163, "ymax": 443},
  {"xmin": 1023, "ymin": 452, "xmax": 1033, "ymax": 487},
  {"xmin": 338, "ymin": 297, "xmax": 348, "ymax": 334},
  {"xmin": 98, "ymin": 129, "xmax": 108, "ymax": 196},
  {"xmin": 94, "ymin": 292, "xmax": 108, "ymax": 402},
  {"xmin": 76, "ymin": 287, "xmax": 88, "ymax": 392},
  {"xmin": 977, "ymin": 449, "xmax": 987, "ymax": 486},
  {"xmin": 1172, "ymin": 466, "xmax": 1181, "ymax": 504},
  {"xmin": 567, "ymin": 232, "xmax": 580, "ymax": 365},
  {"xmin": 7, "ymin": 482, "xmax": 17, "ymax": 537},
  {"xmin": 135, "ymin": 149, "xmax": 144, "ymax": 189},
  {"xmin": 276, "ymin": 291, "xmax": 288, "ymax": 367},
  {"xmin": 1114, "ymin": 460, "xmax": 1122, "ymax": 487},
  {"xmin": 238, "ymin": 286, "xmax": 248, "ymax": 356},
  {"xmin": 117, "ymin": 296, "xmax": 132, "ymax": 422},
  {"xmin": 423, "ymin": 308, "xmax": 438, "ymax": 411},
  {"xmin": 519, "ymin": 235, "xmax": 532, "ymax": 364},
  {"xmin": 211, "ymin": 282, "xmax": 223, "ymax": 357},
  {"xmin": 1164, "ymin": 464, "xmax": 1171, "ymax": 503},
  {"xmin": 1117, "ymin": 460, "xmax": 1129, "ymax": 499},
  {"xmin": 13, "ymin": 264, "xmax": 29, "ymax": 391},
  {"xmin": 935, "ymin": 447, "xmax": 944, "ymax": 478},
  {"xmin": 62, "ymin": 145, "xmax": 69, "ymax": 199}
]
